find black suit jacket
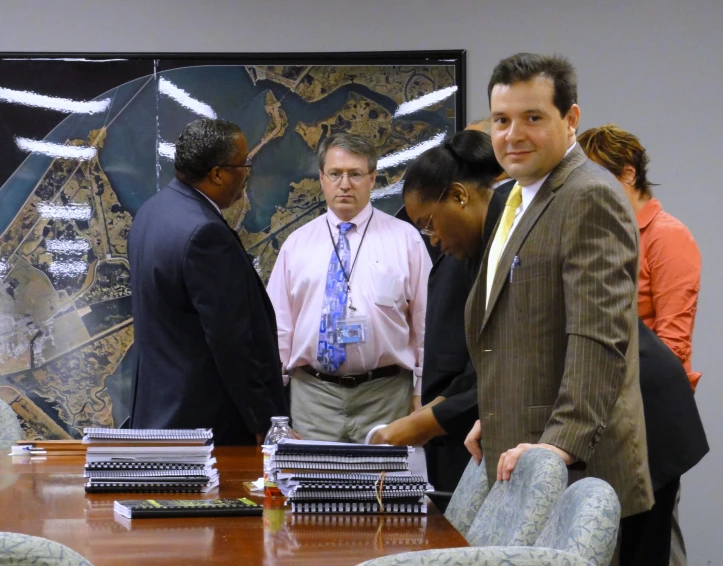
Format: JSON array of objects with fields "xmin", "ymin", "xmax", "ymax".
[
  {"xmin": 638, "ymin": 319, "xmax": 708, "ymax": 490},
  {"xmin": 128, "ymin": 178, "xmax": 288, "ymax": 445},
  {"xmin": 422, "ymin": 180, "xmax": 515, "ymax": 440}
]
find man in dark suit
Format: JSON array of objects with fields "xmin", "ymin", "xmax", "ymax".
[
  {"xmin": 128, "ymin": 118, "xmax": 287, "ymax": 445},
  {"xmin": 464, "ymin": 53, "xmax": 654, "ymax": 525}
]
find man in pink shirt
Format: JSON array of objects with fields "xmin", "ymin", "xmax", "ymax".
[{"xmin": 266, "ymin": 133, "xmax": 431, "ymax": 443}]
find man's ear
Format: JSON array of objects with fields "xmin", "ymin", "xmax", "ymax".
[
  {"xmin": 566, "ymin": 104, "xmax": 581, "ymax": 135},
  {"xmin": 209, "ymin": 165, "xmax": 224, "ymax": 186}
]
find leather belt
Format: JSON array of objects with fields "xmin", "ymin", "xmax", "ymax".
[{"xmin": 300, "ymin": 365, "xmax": 401, "ymax": 388}]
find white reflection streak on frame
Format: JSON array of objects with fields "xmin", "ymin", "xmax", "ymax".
[
  {"xmin": 15, "ymin": 137, "xmax": 97, "ymax": 160},
  {"xmin": 371, "ymin": 181, "xmax": 404, "ymax": 201},
  {"xmin": 393, "ymin": 86, "xmax": 458, "ymax": 118},
  {"xmin": 47, "ymin": 260, "xmax": 88, "ymax": 277},
  {"xmin": 158, "ymin": 141, "xmax": 176, "ymax": 160},
  {"xmin": 2, "ymin": 74, "xmax": 155, "ymax": 280},
  {"xmin": 37, "ymin": 203, "xmax": 92, "ymax": 221},
  {"xmin": 45, "ymin": 240, "xmax": 90, "ymax": 254},
  {"xmin": 158, "ymin": 78, "xmax": 217, "ymax": 119},
  {"xmin": 377, "ymin": 132, "xmax": 447, "ymax": 170},
  {"xmin": 0, "ymin": 86, "xmax": 110, "ymax": 114}
]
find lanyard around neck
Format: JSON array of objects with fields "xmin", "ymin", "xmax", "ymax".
[{"xmin": 325, "ymin": 209, "xmax": 374, "ymax": 288}]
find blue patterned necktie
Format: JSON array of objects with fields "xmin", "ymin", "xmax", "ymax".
[{"xmin": 317, "ymin": 222, "xmax": 354, "ymax": 372}]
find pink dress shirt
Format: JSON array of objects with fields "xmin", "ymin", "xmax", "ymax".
[{"xmin": 266, "ymin": 203, "xmax": 431, "ymax": 394}]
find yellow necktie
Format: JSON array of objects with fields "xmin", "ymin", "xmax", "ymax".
[{"xmin": 486, "ymin": 183, "xmax": 522, "ymax": 309}]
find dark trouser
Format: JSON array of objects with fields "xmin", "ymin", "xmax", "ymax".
[
  {"xmin": 424, "ymin": 438, "xmax": 470, "ymax": 512},
  {"xmin": 620, "ymin": 478, "xmax": 680, "ymax": 565}
]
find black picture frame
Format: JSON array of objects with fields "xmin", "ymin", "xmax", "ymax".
[{"xmin": 0, "ymin": 50, "xmax": 466, "ymax": 439}]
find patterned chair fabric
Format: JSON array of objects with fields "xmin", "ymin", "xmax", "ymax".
[
  {"xmin": 0, "ymin": 400, "xmax": 22, "ymax": 441},
  {"xmin": 534, "ymin": 477, "xmax": 620, "ymax": 566},
  {"xmin": 0, "ymin": 532, "xmax": 94, "ymax": 565},
  {"xmin": 356, "ymin": 546, "xmax": 592, "ymax": 565},
  {"xmin": 466, "ymin": 447, "xmax": 568, "ymax": 547},
  {"xmin": 443, "ymin": 455, "xmax": 489, "ymax": 538}
]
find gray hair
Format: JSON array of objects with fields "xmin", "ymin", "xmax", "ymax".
[
  {"xmin": 175, "ymin": 118, "xmax": 243, "ymax": 184},
  {"xmin": 317, "ymin": 133, "xmax": 378, "ymax": 172}
]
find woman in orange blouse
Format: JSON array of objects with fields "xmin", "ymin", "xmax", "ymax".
[
  {"xmin": 579, "ymin": 124, "xmax": 702, "ymax": 391},
  {"xmin": 579, "ymin": 124, "xmax": 702, "ymax": 566}
]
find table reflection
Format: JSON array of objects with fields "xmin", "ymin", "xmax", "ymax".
[
  {"xmin": 263, "ymin": 497, "xmax": 428, "ymax": 566},
  {"xmin": 84, "ymin": 500, "xmax": 216, "ymax": 562}
]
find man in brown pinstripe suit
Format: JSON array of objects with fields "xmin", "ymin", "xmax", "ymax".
[{"xmin": 463, "ymin": 53, "xmax": 654, "ymax": 530}]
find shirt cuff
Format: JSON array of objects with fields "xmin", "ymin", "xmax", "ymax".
[{"xmin": 413, "ymin": 373, "xmax": 422, "ymax": 396}]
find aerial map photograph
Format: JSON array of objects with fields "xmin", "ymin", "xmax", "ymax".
[{"xmin": 0, "ymin": 56, "xmax": 461, "ymax": 439}]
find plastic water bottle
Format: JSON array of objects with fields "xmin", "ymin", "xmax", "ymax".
[
  {"xmin": 263, "ymin": 416, "xmax": 293, "ymax": 497},
  {"xmin": 264, "ymin": 416, "xmax": 293, "ymax": 445}
]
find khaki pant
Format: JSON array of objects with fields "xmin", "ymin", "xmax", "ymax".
[
  {"xmin": 290, "ymin": 368, "xmax": 413, "ymax": 443},
  {"xmin": 670, "ymin": 485, "xmax": 686, "ymax": 566}
]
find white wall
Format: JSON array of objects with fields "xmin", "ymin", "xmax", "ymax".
[{"xmin": 2, "ymin": 0, "xmax": 721, "ymax": 562}]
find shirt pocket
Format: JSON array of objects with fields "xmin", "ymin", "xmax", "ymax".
[
  {"xmin": 369, "ymin": 262, "xmax": 405, "ymax": 308},
  {"xmin": 510, "ymin": 260, "xmax": 552, "ymax": 317},
  {"xmin": 511, "ymin": 259, "xmax": 551, "ymax": 282}
]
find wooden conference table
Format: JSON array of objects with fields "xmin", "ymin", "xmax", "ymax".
[{"xmin": 0, "ymin": 445, "xmax": 468, "ymax": 565}]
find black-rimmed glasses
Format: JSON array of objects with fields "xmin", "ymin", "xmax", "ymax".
[{"xmin": 219, "ymin": 157, "xmax": 253, "ymax": 170}]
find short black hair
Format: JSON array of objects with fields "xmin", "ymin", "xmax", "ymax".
[
  {"xmin": 175, "ymin": 118, "xmax": 243, "ymax": 184},
  {"xmin": 488, "ymin": 53, "xmax": 578, "ymax": 118},
  {"xmin": 402, "ymin": 130, "xmax": 503, "ymax": 203}
]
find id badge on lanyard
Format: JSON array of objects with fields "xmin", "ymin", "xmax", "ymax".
[
  {"xmin": 336, "ymin": 289, "xmax": 369, "ymax": 344},
  {"xmin": 326, "ymin": 211, "xmax": 374, "ymax": 345}
]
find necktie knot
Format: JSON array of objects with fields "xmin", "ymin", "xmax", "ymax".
[
  {"xmin": 339, "ymin": 222, "xmax": 354, "ymax": 235},
  {"xmin": 507, "ymin": 183, "xmax": 523, "ymax": 210}
]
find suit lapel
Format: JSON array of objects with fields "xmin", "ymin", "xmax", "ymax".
[
  {"xmin": 480, "ymin": 144, "xmax": 588, "ymax": 332},
  {"xmin": 481, "ymin": 185, "xmax": 557, "ymax": 330},
  {"xmin": 169, "ymin": 178, "xmax": 272, "ymax": 313}
]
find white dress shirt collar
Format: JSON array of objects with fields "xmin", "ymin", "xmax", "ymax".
[{"xmin": 195, "ymin": 188, "xmax": 222, "ymax": 215}]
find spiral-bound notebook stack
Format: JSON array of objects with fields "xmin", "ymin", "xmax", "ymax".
[
  {"xmin": 268, "ymin": 439, "xmax": 427, "ymax": 515},
  {"xmin": 82, "ymin": 428, "xmax": 218, "ymax": 494}
]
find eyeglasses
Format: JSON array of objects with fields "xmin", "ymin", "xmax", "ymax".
[
  {"xmin": 219, "ymin": 157, "xmax": 253, "ymax": 170},
  {"xmin": 419, "ymin": 187, "xmax": 448, "ymax": 237},
  {"xmin": 322, "ymin": 171, "xmax": 372, "ymax": 184}
]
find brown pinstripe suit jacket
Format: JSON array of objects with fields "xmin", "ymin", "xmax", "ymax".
[{"xmin": 465, "ymin": 144, "xmax": 654, "ymax": 518}]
